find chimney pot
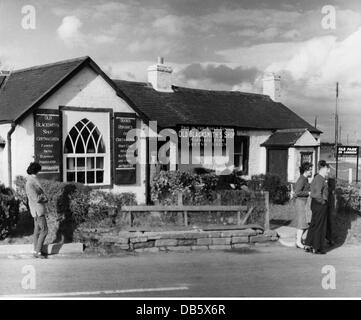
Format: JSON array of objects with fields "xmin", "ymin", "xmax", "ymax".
[
  {"xmin": 263, "ymin": 72, "xmax": 281, "ymax": 102},
  {"xmin": 147, "ymin": 57, "xmax": 173, "ymax": 92}
]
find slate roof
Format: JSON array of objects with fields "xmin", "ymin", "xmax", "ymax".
[
  {"xmin": 113, "ymin": 80, "xmax": 321, "ymax": 133},
  {"xmin": 0, "ymin": 56, "xmax": 89, "ymax": 123},
  {"xmin": 261, "ymin": 129, "xmax": 308, "ymax": 147},
  {"xmin": 0, "ymin": 56, "xmax": 321, "ymax": 134}
]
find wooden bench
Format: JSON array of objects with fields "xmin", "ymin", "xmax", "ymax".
[{"xmin": 121, "ymin": 205, "xmax": 254, "ymax": 227}]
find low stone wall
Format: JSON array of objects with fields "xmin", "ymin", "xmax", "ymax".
[{"xmin": 78, "ymin": 227, "xmax": 279, "ymax": 254}]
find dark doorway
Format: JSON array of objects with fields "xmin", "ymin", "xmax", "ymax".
[{"xmin": 267, "ymin": 148, "xmax": 288, "ymax": 182}]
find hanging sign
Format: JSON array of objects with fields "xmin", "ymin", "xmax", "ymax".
[
  {"xmin": 114, "ymin": 113, "xmax": 137, "ymax": 185},
  {"xmin": 34, "ymin": 109, "xmax": 61, "ymax": 180}
]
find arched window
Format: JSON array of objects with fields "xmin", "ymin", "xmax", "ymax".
[{"xmin": 64, "ymin": 118, "xmax": 105, "ymax": 185}]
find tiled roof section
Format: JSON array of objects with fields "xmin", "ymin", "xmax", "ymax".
[
  {"xmin": 113, "ymin": 80, "xmax": 321, "ymax": 133},
  {"xmin": 261, "ymin": 129, "xmax": 307, "ymax": 147},
  {"xmin": 0, "ymin": 76, "xmax": 6, "ymax": 89},
  {"xmin": 0, "ymin": 56, "xmax": 89, "ymax": 122}
]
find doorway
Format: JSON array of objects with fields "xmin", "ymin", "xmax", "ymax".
[{"xmin": 267, "ymin": 148, "xmax": 288, "ymax": 182}]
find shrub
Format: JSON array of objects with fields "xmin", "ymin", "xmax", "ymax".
[
  {"xmin": 336, "ymin": 184, "xmax": 361, "ymax": 214},
  {"xmin": 70, "ymin": 189, "xmax": 136, "ymax": 228},
  {"xmin": 151, "ymin": 170, "xmax": 251, "ymax": 205},
  {"xmin": 14, "ymin": 176, "xmax": 136, "ymax": 241},
  {"xmin": 248, "ymin": 174, "xmax": 289, "ymax": 204},
  {"xmin": 151, "ymin": 170, "xmax": 200, "ymax": 205},
  {"xmin": 0, "ymin": 184, "xmax": 20, "ymax": 240}
]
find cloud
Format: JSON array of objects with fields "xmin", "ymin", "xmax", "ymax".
[
  {"xmin": 152, "ymin": 15, "xmax": 187, "ymax": 35},
  {"xmin": 178, "ymin": 63, "xmax": 260, "ymax": 88},
  {"xmin": 57, "ymin": 16, "xmax": 85, "ymax": 47}
]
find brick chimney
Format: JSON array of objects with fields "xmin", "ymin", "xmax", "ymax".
[
  {"xmin": 147, "ymin": 57, "xmax": 173, "ymax": 92},
  {"xmin": 263, "ymin": 73, "xmax": 281, "ymax": 102}
]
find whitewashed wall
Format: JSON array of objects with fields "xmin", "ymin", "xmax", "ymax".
[
  {"xmin": 0, "ymin": 123, "xmax": 12, "ymax": 185},
  {"xmin": 9, "ymin": 66, "xmax": 147, "ymax": 203},
  {"xmin": 245, "ymin": 130, "xmax": 271, "ymax": 179}
]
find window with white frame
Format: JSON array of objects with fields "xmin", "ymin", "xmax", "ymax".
[{"xmin": 64, "ymin": 118, "xmax": 106, "ymax": 185}]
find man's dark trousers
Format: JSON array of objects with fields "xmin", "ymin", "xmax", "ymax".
[{"xmin": 34, "ymin": 215, "xmax": 48, "ymax": 254}]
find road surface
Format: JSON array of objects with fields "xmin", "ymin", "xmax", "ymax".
[{"xmin": 1, "ymin": 243, "xmax": 361, "ymax": 297}]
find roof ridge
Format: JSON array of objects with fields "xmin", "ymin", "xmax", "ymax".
[
  {"xmin": 12, "ymin": 56, "xmax": 89, "ymax": 74},
  {"xmin": 276, "ymin": 128, "xmax": 308, "ymax": 133},
  {"xmin": 172, "ymin": 85, "xmax": 270, "ymax": 97},
  {"xmin": 113, "ymin": 80, "xmax": 270, "ymax": 97}
]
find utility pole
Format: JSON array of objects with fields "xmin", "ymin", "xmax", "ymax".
[
  {"xmin": 335, "ymin": 82, "xmax": 339, "ymax": 179},
  {"xmin": 335, "ymin": 82, "xmax": 339, "ymax": 148}
]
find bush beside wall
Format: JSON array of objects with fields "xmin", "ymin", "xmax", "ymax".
[
  {"xmin": 0, "ymin": 184, "xmax": 20, "ymax": 240},
  {"xmin": 14, "ymin": 176, "xmax": 136, "ymax": 243}
]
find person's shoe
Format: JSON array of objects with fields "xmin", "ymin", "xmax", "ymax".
[
  {"xmin": 33, "ymin": 252, "xmax": 47, "ymax": 259},
  {"xmin": 326, "ymin": 239, "xmax": 335, "ymax": 247},
  {"xmin": 312, "ymin": 249, "xmax": 326, "ymax": 255},
  {"xmin": 296, "ymin": 242, "xmax": 304, "ymax": 249},
  {"xmin": 304, "ymin": 246, "xmax": 312, "ymax": 253}
]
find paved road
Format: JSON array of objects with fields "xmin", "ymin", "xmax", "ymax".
[{"xmin": 1, "ymin": 243, "xmax": 361, "ymax": 298}]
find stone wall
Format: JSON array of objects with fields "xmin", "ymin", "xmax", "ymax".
[{"xmin": 78, "ymin": 227, "xmax": 279, "ymax": 254}]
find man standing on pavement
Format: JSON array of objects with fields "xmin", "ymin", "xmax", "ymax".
[{"xmin": 25, "ymin": 162, "xmax": 48, "ymax": 259}]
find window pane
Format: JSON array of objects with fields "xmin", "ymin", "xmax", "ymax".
[
  {"xmin": 82, "ymin": 126, "xmax": 90, "ymax": 144},
  {"xmin": 87, "ymin": 121, "xmax": 95, "ymax": 131},
  {"xmin": 87, "ymin": 138, "xmax": 96, "ymax": 153},
  {"xmin": 75, "ymin": 121, "xmax": 84, "ymax": 131},
  {"xmin": 93, "ymin": 129, "xmax": 100, "ymax": 144},
  {"xmin": 96, "ymin": 157, "xmax": 104, "ymax": 169},
  {"xmin": 67, "ymin": 172, "xmax": 75, "ymax": 182},
  {"xmin": 77, "ymin": 158, "xmax": 85, "ymax": 170},
  {"xmin": 64, "ymin": 136, "xmax": 73, "ymax": 154},
  {"xmin": 75, "ymin": 138, "xmax": 85, "ymax": 153},
  {"xmin": 96, "ymin": 171, "xmax": 104, "ymax": 183},
  {"xmin": 77, "ymin": 171, "xmax": 85, "ymax": 184},
  {"xmin": 87, "ymin": 171, "xmax": 95, "ymax": 184},
  {"xmin": 67, "ymin": 158, "xmax": 75, "ymax": 170},
  {"xmin": 87, "ymin": 157, "xmax": 95, "ymax": 169},
  {"xmin": 69, "ymin": 127, "xmax": 78, "ymax": 141}
]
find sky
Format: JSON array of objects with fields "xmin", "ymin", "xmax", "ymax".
[{"xmin": 1, "ymin": 0, "xmax": 361, "ymax": 142}]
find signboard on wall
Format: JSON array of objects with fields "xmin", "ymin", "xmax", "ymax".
[
  {"xmin": 177, "ymin": 125, "xmax": 235, "ymax": 148},
  {"xmin": 114, "ymin": 113, "xmax": 137, "ymax": 185},
  {"xmin": 34, "ymin": 109, "xmax": 61, "ymax": 180}
]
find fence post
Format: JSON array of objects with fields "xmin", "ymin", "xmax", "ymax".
[
  {"xmin": 264, "ymin": 191, "xmax": 270, "ymax": 230},
  {"xmin": 178, "ymin": 191, "xmax": 183, "ymax": 206},
  {"xmin": 184, "ymin": 211, "xmax": 188, "ymax": 226},
  {"xmin": 216, "ymin": 193, "xmax": 221, "ymax": 205}
]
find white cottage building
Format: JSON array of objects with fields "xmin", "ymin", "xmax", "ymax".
[{"xmin": 0, "ymin": 56, "xmax": 321, "ymax": 204}]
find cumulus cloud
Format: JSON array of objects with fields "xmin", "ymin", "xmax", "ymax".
[
  {"xmin": 266, "ymin": 27, "xmax": 361, "ymax": 90},
  {"xmin": 57, "ymin": 16, "xmax": 85, "ymax": 47}
]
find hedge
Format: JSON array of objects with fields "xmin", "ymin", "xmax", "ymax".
[
  {"xmin": 0, "ymin": 184, "xmax": 20, "ymax": 240},
  {"xmin": 151, "ymin": 170, "xmax": 289, "ymax": 205},
  {"xmin": 14, "ymin": 176, "xmax": 136, "ymax": 243}
]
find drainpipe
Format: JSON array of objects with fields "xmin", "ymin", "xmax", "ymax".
[{"xmin": 7, "ymin": 122, "xmax": 16, "ymax": 188}]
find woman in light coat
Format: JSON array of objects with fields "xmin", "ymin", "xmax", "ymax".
[
  {"xmin": 294, "ymin": 162, "xmax": 313, "ymax": 249},
  {"xmin": 25, "ymin": 162, "xmax": 48, "ymax": 259}
]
